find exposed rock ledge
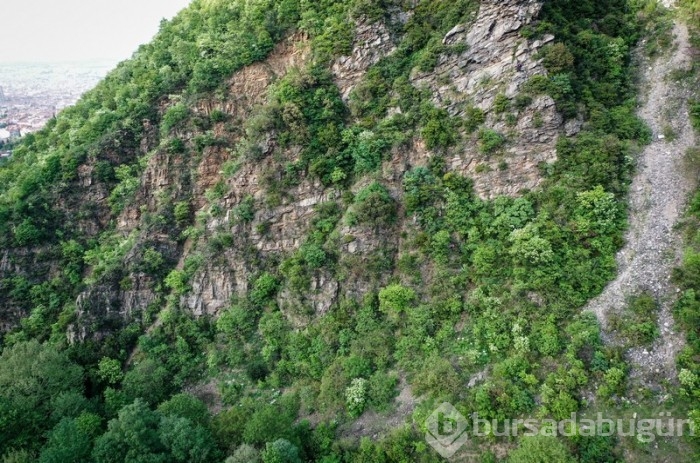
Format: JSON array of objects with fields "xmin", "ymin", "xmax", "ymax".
[{"xmin": 413, "ymin": 0, "xmax": 571, "ymax": 199}]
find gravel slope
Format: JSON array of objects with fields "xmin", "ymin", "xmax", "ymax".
[{"xmin": 583, "ymin": 9, "xmax": 697, "ymax": 383}]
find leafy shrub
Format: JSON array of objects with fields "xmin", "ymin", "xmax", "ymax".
[
  {"xmin": 300, "ymin": 243, "xmax": 327, "ymax": 269},
  {"xmin": 421, "ymin": 107, "xmax": 457, "ymax": 150},
  {"xmin": 607, "ymin": 293, "xmax": 659, "ymax": 346},
  {"xmin": 514, "ymin": 94, "xmax": 533, "ymax": 110},
  {"xmin": 414, "ymin": 37, "xmax": 445, "ymax": 72},
  {"xmin": 161, "ymin": 103, "xmax": 189, "ymax": 134},
  {"xmin": 379, "ymin": 284, "xmax": 417, "ymax": 316},
  {"xmin": 234, "ymin": 195, "xmax": 256, "ymax": 223},
  {"xmin": 597, "ymin": 366, "xmax": 626, "ymax": 400},
  {"xmin": 508, "ymin": 436, "xmax": 576, "ymax": 463},
  {"xmin": 493, "ymin": 93, "xmax": 510, "ymax": 113},
  {"xmin": 367, "ymin": 371, "xmax": 399, "ymax": 411},
  {"xmin": 690, "ymin": 100, "xmax": 700, "ymax": 132},
  {"xmin": 540, "ymin": 43, "xmax": 575, "ymax": 73},
  {"xmin": 167, "ymin": 138, "xmax": 186, "ymax": 154},
  {"xmin": 227, "ymin": 445, "xmax": 260, "ymax": 463},
  {"xmin": 464, "ymin": 106, "xmax": 486, "ymax": 132},
  {"xmin": 348, "ymin": 182, "xmax": 397, "ymax": 228},
  {"xmin": 0, "ymin": 341, "xmax": 84, "ymax": 451},
  {"xmin": 345, "ymin": 378, "xmax": 369, "ymax": 418},
  {"xmin": 173, "ymin": 201, "xmax": 191, "ymax": 227},
  {"xmin": 210, "ymin": 109, "xmax": 228, "ymax": 124},
  {"xmin": 108, "ymin": 164, "xmax": 140, "ymax": 214},
  {"xmin": 343, "ymin": 128, "xmax": 389, "ymax": 174},
  {"xmin": 165, "ymin": 270, "xmax": 188, "ymax": 295},
  {"xmin": 98, "ymin": 357, "xmax": 123, "ymax": 385},
  {"xmin": 13, "ymin": 219, "xmax": 43, "ymax": 246},
  {"xmin": 261, "ymin": 438, "xmax": 301, "ymax": 463},
  {"xmin": 250, "ymin": 273, "xmax": 280, "ymax": 307},
  {"xmin": 478, "ymin": 129, "xmax": 506, "ymax": 154}
]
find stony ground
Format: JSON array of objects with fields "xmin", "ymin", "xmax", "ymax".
[{"xmin": 583, "ymin": 4, "xmax": 697, "ymax": 386}]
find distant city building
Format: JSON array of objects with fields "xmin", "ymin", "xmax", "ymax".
[{"xmin": 0, "ymin": 61, "xmax": 112, "ymax": 138}]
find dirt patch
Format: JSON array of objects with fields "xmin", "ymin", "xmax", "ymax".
[{"xmin": 340, "ymin": 376, "xmax": 418, "ymax": 441}]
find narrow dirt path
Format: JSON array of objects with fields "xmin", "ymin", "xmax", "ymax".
[{"xmin": 583, "ymin": 7, "xmax": 696, "ymax": 383}]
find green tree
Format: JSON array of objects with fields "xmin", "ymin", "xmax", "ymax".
[
  {"xmin": 92, "ymin": 399, "xmax": 166, "ymax": 463},
  {"xmin": 261, "ymin": 439, "xmax": 301, "ymax": 463},
  {"xmin": 226, "ymin": 444, "xmax": 261, "ymax": 463},
  {"xmin": 378, "ymin": 284, "xmax": 417, "ymax": 318},
  {"xmin": 39, "ymin": 418, "xmax": 92, "ymax": 463},
  {"xmin": 158, "ymin": 415, "xmax": 218, "ymax": 463},
  {"xmin": 98, "ymin": 357, "xmax": 123, "ymax": 385},
  {"xmin": 157, "ymin": 393, "xmax": 211, "ymax": 428},
  {"xmin": 0, "ymin": 341, "xmax": 83, "ymax": 452}
]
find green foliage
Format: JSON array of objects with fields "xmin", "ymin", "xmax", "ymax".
[
  {"xmin": 378, "ymin": 284, "xmax": 417, "ymax": 316},
  {"xmin": 241, "ymin": 395, "xmax": 300, "ymax": 446},
  {"xmin": 597, "ymin": 366, "xmax": 626, "ymax": 400},
  {"xmin": 0, "ymin": 340, "xmax": 84, "ymax": 454},
  {"xmin": 691, "ymin": 100, "xmax": 700, "ymax": 133},
  {"xmin": 345, "ymin": 378, "xmax": 369, "ymax": 418},
  {"xmin": 164, "ymin": 253, "xmax": 203, "ymax": 296},
  {"xmin": 98, "ymin": 357, "xmax": 123, "ymax": 385},
  {"xmin": 84, "ymin": 232, "xmax": 136, "ymax": 283},
  {"xmin": 39, "ymin": 418, "xmax": 94, "ymax": 463},
  {"xmin": 507, "ymin": 436, "xmax": 576, "ymax": 463},
  {"xmin": 250, "ymin": 273, "xmax": 280, "ymax": 307},
  {"xmin": 421, "ymin": 107, "xmax": 457, "ymax": 151},
  {"xmin": 342, "ymin": 128, "xmax": 389, "ymax": 174},
  {"xmin": 347, "ymin": 182, "xmax": 397, "ymax": 228},
  {"xmin": 13, "ymin": 219, "xmax": 43, "ymax": 246},
  {"xmin": 570, "ymin": 426, "xmax": 619, "ymax": 463},
  {"xmin": 547, "ymin": 133, "xmax": 633, "ymax": 195},
  {"xmin": 478, "ymin": 129, "xmax": 506, "ymax": 154},
  {"xmin": 93, "ymin": 398, "xmax": 216, "ymax": 463},
  {"xmin": 509, "ymin": 224, "xmax": 554, "ymax": 266},
  {"xmin": 267, "ymin": 66, "xmax": 347, "ymax": 185},
  {"xmin": 173, "ymin": 200, "xmax": 191, "ymax": 227},
  {"xmin": 366, "ymin": 370, "xmax": 398, "ymax": 411},
  {"xmin": 493, "ymin": 93, "xmax": 511, "ymax": 114},
  {"xmin": 540, "ymin": 43, "xmax": 575, "ymax": 74},
  {"xmin": 233, "ymin": 195, "xmax": 256, "ymax": 223},
  {"xmin": 158, "ymin": 414, "xmax": 219, "ymax": 463},
  {"xmin": 108, "ymin": 164, "xmax": 141, "ymax": 214},
  {"xmin": 464, "ymin": 105, "xmax": 486, "ymax": 132},
  {"xmin": 608, "ymin": 293, "xmax": 659, "ymax": 346},
  {"xmin": 259, "ymin": 310, "xmax": 290, "ymax": 364},
  {"xmin": 95, "ymin": 393, "xmax": 219, "ymax": 462},
  {"xmin": 161, "ymin": 103, "xmax": 190, "ymax": 134},
  {"xmin": 0, "ymin": 0, "xmax": 681, "ymax": 461},
  {"xmin": 157, "ymin": 394, "xmax": 211, "ymax": 428},
  {"xmin": 227, "ymin": 444, "xmax": 261, "ymax": 463},
  {"xmin": 261, "ymin": 438, "xmax": 301, "ymax": 463}
]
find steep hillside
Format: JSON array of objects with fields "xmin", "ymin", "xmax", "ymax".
[{"xmin": 0, "ymin": 0, "xmax": 698, "ymax": 462}]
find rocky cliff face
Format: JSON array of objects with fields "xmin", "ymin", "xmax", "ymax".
[
  {"xmin": 71, "ymin": 34, "xmax": 315, "ymax": 336},
  {"xmin": 412, "ymin": 0, "xmax": 574, "ymax": 198},
  {"xmin": 168, "ymin": 0, "xmax": 565, "ymax": 318},
  {"xmin": 332, "ymin": 18, "xmax": 398, "ymax": 101},
  {"xmin": 2, "ymin": 0, "xmax": 568, "ymax": 336}
]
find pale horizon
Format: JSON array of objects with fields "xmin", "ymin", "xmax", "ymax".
[{"xmin": 0, "ymin": 0, "xmax": 192, "ymax": 64}]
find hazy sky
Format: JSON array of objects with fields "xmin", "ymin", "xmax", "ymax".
[{"xmin": 0, "ymin": 0, "xmax": 192, "ymax": 63}]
